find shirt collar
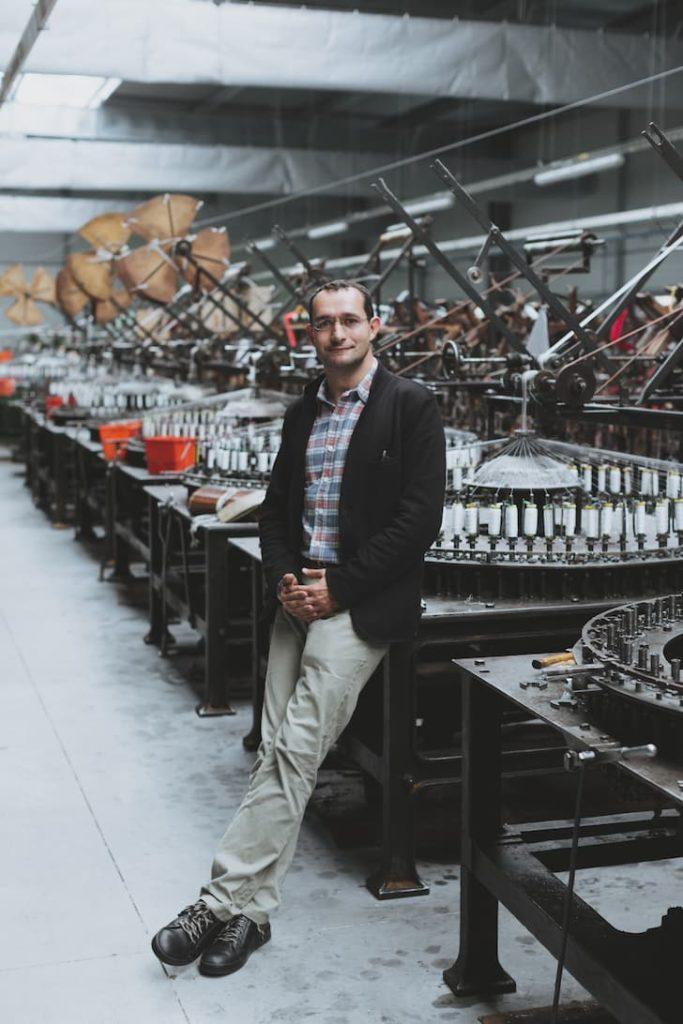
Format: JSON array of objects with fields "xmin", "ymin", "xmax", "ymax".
[{"xmin": 317, "ymin": 357, "xmax": 378, "ymax": 407}]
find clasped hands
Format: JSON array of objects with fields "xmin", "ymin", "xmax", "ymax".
[{"xmin": 278, "ymin": 568, "xmax": 339, "ymax": 623}]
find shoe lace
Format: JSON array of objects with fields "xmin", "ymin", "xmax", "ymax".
[
  {"xmin": 177, "ymin": 901, "xmax": 216, "ymax": 943},
  {"xmin": 215, "ymin": 915, "xmax": 250, "ymax": 947}
]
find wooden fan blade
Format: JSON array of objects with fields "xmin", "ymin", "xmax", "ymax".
[
  {"xmin": 180, "ymin": 227, "xmax": 230, "ymax": 292},
  {"xmin": 56, "ymin": 266, "xmax": 90, "ymax": 318},
  {"xmin": 67, "ymin": 251, "xmax": 113, "ymax": 301},
  {"xmin": 116, "ymin": 246, "xmax": 178, "ymax": 304},
  {"xmin": 93, "ymin": 299, "xmax": 116, "ymax": 324},
  {"xmin": 28, "ymin": 266, "xmax": 56, "ymax": 305},
  {"xmin": 0, "ymin": 263, "xmax": 26, "ymax": 298},
  {"xmin": 78, "ymin": 212, "xmax": 131, "ymax": 253},
  {"xmin": 5, "ymin": 296, "xmax": 43, "ymax": 326},
  {"xmin": 126, "ymin": 193, "xmax": 202, "ymax": 243},
  {"xmin": 94, "ymin": 285, "xmax": 132, "ymax": 324},
  {"xmin": 111, "ymin": 285, "xmax": 132, "ymax": 311}
]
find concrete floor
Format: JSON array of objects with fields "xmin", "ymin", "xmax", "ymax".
[{"xmin": 1, "ymin": 451, "xmax": 680, "ymax": 1024}]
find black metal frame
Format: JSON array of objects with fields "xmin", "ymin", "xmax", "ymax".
[
  {"xmin": 144, "ymin": 486, "xmax": 258, "ymax": 715},
  {"xmin": 445, "ymin": 654, "xmax": 683, "ymax": 1023}
]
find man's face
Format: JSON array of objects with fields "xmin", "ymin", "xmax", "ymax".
[{"xmin": 307, "ymin": 287, "xmax": 380, "ymax": 371}]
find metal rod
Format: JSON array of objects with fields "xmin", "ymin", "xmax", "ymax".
[
  {"xmin": 272, "ymin": 225, "xmax": 328, "ymax": 284},
  {"xmin": 643, "ymin": 121, "xmax": 683, "ymax": 184},
  {"xmin": 431, "ymin": 158, "xmax": 612, "ymax": 372},
  {"xmin": 371, "ymin": 177, "xmax": 523, "ymax": 352}
]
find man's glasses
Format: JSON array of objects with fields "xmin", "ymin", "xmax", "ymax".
[{"xmin": 311, "ymin": 315, "xmax": 368, "ymax": 334}]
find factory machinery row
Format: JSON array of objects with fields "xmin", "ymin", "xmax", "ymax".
[{"xmin": 5, "ymin": 122, "xmax": 683, "ymax": 1023}]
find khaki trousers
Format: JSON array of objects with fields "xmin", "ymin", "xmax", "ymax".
[{"xmin": 200, "ymin": 607, "xmax": 388, "ymax": 925}]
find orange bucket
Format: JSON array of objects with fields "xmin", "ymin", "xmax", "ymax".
[
  {"xmin": 144, "ymin": 435, "xmax": 196, "ymax": 475},
  {"xmin": 99, "ymin": 420, "xmax": 141, "ymax": 461},
  {"xmin": 45, "ymin": 395, "xmax": 63, "ymax": 415},
  {"xmin": 0, "ymin": 377, "xmax": 16, "ymax": 398},
  {"xmin": 0, "ymin": 350, "xmax": 13, "ymax": 363}
]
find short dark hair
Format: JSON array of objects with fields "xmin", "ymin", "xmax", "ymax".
[{"xmin": 307, "ymin": 279, "xmax": 375, "ymax": 322}]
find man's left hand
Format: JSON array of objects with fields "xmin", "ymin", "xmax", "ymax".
[{"xmin": 295, "ymin": 567, "xmax": 339, "ymax": 620}]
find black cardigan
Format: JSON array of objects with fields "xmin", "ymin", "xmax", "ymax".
[{"xmin": 258, "ymin": 361, "xmax": 446, "ymax": 643}]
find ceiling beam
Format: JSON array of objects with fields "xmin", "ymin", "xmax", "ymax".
[
  {"xmin": 13, "ymin": 0, "xmax": 683, "ymax": 108},
  {"xmin": 0, "ymin": 0, "xmax": 59, "ymax": 106}
]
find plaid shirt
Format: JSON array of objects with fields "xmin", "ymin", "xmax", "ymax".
[{"xmin": 302, "ymin": 359, "xmax": 378, "ymax": 563}]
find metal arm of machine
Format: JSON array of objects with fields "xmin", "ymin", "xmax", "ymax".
[
  {"xmin": 564, "ymin": 744, "xmax": 657, "ymax": 770},
  {"xmin": 430, "ymin": 158, "xmax": 613, "ymax": 374},
  {"xmin": 271, "ymin": 224, "xmax": 329, "ymax": 286},
  {"xmin": 371, "ymin": 177, "xmax": 524, "ymax": 353},
  {"xmin": 643, "ymin": 121, "xmax": 683, "ymax": 185}
]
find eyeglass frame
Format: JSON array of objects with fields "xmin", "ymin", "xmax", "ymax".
[{"xmin": 309, "ymin": 314, "xmax": 371, "ymax": 334}]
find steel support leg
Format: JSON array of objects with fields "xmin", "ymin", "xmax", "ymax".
[
  {"xmin": 243, "ymin": 560, "xmax": 265, "ymax": 750},
  {"xmin": 196, "ymin": 528, "xmax": 235, "ymax": 717},
  {"xmin": 144, "ymin": 492, "xmax": 174, "ymax": 647},
  {"xmin": 107, "ymin": 465, "xmax": 133, "ymax": 581},
  {"xmin": 443, "ymin": 673, "xmax": 516, "ymax": 996},
  {"xmin": 367, "ymin": 642, "xmax": 429, "ymax": 899},
  {"xmin": 52, "ymin": 431, "xmax": 69, "ymax": 528}
]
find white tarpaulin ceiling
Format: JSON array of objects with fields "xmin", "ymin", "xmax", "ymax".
[
  {"xmin": 0, "ymin": 196, "xmax": 135, "ymax": 234},
  {"xmin": 0, "ymin": 135, "xmax": 392, "ymax": 195},
  {"xmin": 1, "ymin": 0, "xmax": 680, "ymax": 108}
]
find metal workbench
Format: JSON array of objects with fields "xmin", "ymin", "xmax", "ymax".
[{"xmin": 444, "ymin": 652, "xmax": 683, "ymax": 1023}]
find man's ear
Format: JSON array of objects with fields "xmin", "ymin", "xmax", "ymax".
[{"xmin": 369, "ymin": 315, "xmax": 382, "ymax": 340}]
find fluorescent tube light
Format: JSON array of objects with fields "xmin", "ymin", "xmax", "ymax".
[
  {"xmin": 534, "ymin": 152, "xmax": 625, "ymax": 187},
  {"xmin": 10, "ymin": 74, "xmax": 121, "ymax": 109},
  {"xmin": 403, "ymin": 192, "xmax": 454, "ymax": 216},
  {"xmin": 252, "ymin": 237, "xmax": 276, "ymax": 251},
  {"xmin": 307, "ymin": 221, "xmax": 349, "ymax": 240}
]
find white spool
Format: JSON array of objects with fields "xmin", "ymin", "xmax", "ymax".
[
  {"xmin": 609, "ymin": 465, "xmax": 621, "ymax": 494},
  {"xmin": 505, "ymin": 503, "xmax": 519, "ymax": 539},
  {"xmin": 581, "ymin": 463, "xmax": 592, "ymax": 492},
  {"xmin": 563, "ymin": 503, "xmax": 577, "ymax": 537},
  {"xmin": 488, "ymin": 503, "xmax": 502, "ymax": 537},
  {"xmin": 465, "ymin": 504, "xmax": 479, "ymax": 536},
  {"xmin": 543, "ymin": 504, "xmax": 554, "ymax": 538},
  {"xmin": 584, "ymin": 505, "xmax": 599, "ymax": 539},
  {"xmin": 667, "ymin": 470, "xmax": 680, "ymax": 499},
  {"xmin": 453, "ymin": 502, "xmax": 466, "ymax": 535},
  {"xmin": 675, "ymin": 498, "xmax": 683, "ymax": 531},
  {"xmin": 601, "ymin": 503, "xmax": 613, "ymax": 537},
  {"xmin": 523, "ymin": 503, "xmax": 538, "ymax": 537},
  {"xmin": 597, "ymin": 464, "xmax": 607, "ymax": 493},
  {"xmin": 634, "ymin": 500, "xmax": 646, "ymax": 535},
  {"xmin": 623, "ymin": 466, "xmax": 632, "ymax": 495},
  {"xmin": 614, "ymin": 501, "xmax": 626, "ymax": 537},
  {"xmin": 640, "ymin": 468, "xmax": 652, "ymax": 496},
  {"xmin": 656, "ymin": 499, "xmax": 669, "ymax": 536}
]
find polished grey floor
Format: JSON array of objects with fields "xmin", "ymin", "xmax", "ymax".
[{"xmin": 1, "ymin": 451, "xmax": 679, "ymax": 1023}]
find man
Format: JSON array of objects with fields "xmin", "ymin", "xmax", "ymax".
[{"xmin": 152, "ymin": 280, "xmax": 445, "ymax": 977}]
